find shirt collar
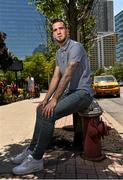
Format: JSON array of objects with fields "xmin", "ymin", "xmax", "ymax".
[{"xmin": 60, "ymin": 38, "xmax": 71, "ymax": 52}]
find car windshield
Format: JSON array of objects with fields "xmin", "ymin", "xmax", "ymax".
[{"xmin": 95, "ymin": 76, "xmax": 116, "ymax": 83}]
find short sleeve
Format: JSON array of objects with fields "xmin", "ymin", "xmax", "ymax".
[{"xmin": 68, "ymin": 43, "xmax": 85, "ymax": 63}]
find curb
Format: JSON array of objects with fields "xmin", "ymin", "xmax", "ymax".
[{"xmin": 102, "ymin": 111, "xmax": 123, "ymax": 138}]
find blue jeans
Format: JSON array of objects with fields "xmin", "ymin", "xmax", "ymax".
[{"xmin": 29, "ymin": 89, "xmax": 93, "ymax": 160}]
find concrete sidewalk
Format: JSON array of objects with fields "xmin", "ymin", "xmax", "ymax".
[{"xmin": 0, "ymin": 93, "xmax": 123, "ymax": 179}]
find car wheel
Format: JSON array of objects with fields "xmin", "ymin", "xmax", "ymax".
[{"xmin": 116, "ymin": 94, "xmax": 120, "ymax": 97}]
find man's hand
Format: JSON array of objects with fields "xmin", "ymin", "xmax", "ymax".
[
  {"xmin": 42, "ymin": 98, "xmax": 57, "ymax": 118},
  {"xmin": 37, "ymin": 99, "xmax": 48, "ymax": 109}
]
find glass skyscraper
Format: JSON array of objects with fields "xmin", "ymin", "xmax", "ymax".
[
  {"xmin": 115, "ymin": 10, "xmax": 123, "ymax": 62},
  {"xmin": 0, "ymin": 0, "xmax": 47, "ymax": 60}
]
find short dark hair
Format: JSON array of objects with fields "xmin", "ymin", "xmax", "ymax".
[{"xmin": 51, "ymin": 18, "xmax": 66, "ymax": 27}]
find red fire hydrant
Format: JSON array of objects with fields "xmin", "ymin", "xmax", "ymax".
[{"xmin": 78, "ymin": 99, "xmax": 111, "ymax": 161}]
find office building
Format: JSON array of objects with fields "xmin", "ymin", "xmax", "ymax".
[
  {"xmin": 115, "ymin": 10, "xmax": 123, "ymax": 62},
  {"xmin": 0, "ymin": 0, "xmax": 47, "ymax": 60},
  {"xmin": 90, "ymin": 32, "xmax": 117, "ymax": 71},
  {"xmin": 92, "ymin": 0, "xmax": 114, "ymax": 32},
  {"xmin": 89, "ymin": 0, "xmax": 116, "ymax": 72}
]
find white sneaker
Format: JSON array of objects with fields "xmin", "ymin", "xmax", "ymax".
[
  {"xmin": 10, "ymin": 148, "xmax": 32, "ymax": 164},
  {"xmin": 12, "ymin": 155, "xmax": 44, "ymax": 175}
]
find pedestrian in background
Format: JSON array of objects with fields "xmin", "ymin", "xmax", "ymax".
[
  {"xmin": 11, "ymin": 81, "xmax": 18, "ymax": 96},
  {"xmin": 26, "ymin": 74, "xmax": 35, "ymax": 98}
]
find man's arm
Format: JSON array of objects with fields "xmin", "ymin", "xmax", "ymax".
[
  {"xmin": 53, "ymin": 61, "xmax": 78, "ymax": 100},
  {"xmin": 42, "ymin": 61, "xmax": 78, "ymax": 118},
  {"xmin": 44, "ymin": 66, "xmax": 62, "ymax": 100},
  {"xmin": 40, "ymin": 66, "xmax": 62, "ymax": 107}
]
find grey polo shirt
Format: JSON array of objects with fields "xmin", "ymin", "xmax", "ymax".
[{"xmin": 56, "ymin": 38, "xmax": 93, "ymax": 96}]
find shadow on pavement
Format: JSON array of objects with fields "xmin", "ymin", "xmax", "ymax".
[
  {"xmin": 102, "ymin": 127, "xmax": 123, "ymax": 153},
  {"xmin": 0, "ymin": 127, "xmax": 123, "ymax": 179}
]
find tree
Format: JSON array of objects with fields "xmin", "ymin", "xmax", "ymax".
[
  {"xmin": 0, "ymin": 32, "xmax": 13, "ymax": 71},
  {"xmin": 30, "ymin": 0, "xmax": 95, "ymax": 52},
  {"xmin": 111, "ymin": 63, "xmax": 123, "ymax": 81},
  {"xmin": 94, "ymin": 68, "xmax": 105, "ymax": 76},
  {"xmin": 94, "ymin": 63, "xmax": 123, "ymax": 82},
  {"xmin": 22, "ymin": 53, "xmax": 55, "ymax": 89}
]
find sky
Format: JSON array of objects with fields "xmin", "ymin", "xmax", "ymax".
[{"xmin": 113, "ymin": 0, "xmax": 123, "ymax": 16}]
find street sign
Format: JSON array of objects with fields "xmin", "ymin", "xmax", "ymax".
[{"xmin": 9, "ymin": 60, "xmax": 23, "ymax": 71}]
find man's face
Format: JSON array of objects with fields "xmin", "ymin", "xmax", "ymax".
[{"xmin": 52, "ymin": 22, "xmax": 68, "ymax": 44}]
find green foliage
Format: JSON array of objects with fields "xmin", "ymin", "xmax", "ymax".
[
  {"xmin": 22, "ymin": 53, "xmax": 55, "ymax": 89},
  {"xmin": 0, "ymin": 70, "xmax": 15, "ymax": 84},
  {"xmin": 0, "ymin": 32, "xmax": 13, "ymax": 71},
  {"xmin": 94, "ymin": 68, "xmax": 105, "ymax": 76},
  {"xmin": 27, "ymin": 0, "xmax": 96, "ymax": 87},
  {"xmin": 3, "ymin": 94, "xmax": 12, "ymax": 104},
  {"xmin": 94, "ymin": 63, "xmax": 123, "ymax": 82},
  {"xmin": 34, "ymin": 0, "xmax": 64, "ymax": 19},
  {"xmin": 111, "ymin": 63, "xmax": 123, "ymax": 81},
  {"xmin": 30, "ymin": 0, "xmax": 95, "ymax": 52},
  {"xmin": 3, "ymin": 71, "xmax": 15, "ymax": 84},
  {"xmin": 99, "ymin": 63, "xmax": 123, "ymax": 81},
  {"xmin": 79, "ymin": 15, "xmax": 96, "ymax": 53}
]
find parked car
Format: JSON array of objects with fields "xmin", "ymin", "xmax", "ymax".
[{"xmin": 93, "ymin": 75, "xmax": 120, "ymax": 97}]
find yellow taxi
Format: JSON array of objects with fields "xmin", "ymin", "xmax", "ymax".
[{"xmin": 93, "ymin": 75, "xmax": 120, "ymax": 97}]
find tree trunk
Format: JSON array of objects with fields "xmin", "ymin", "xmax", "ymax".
[{"xmin": 67, "ymin": 0, "xmax": 78, "ymax": 40}]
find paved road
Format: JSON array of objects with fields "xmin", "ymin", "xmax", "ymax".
[
  {"xmin": 1, "ymin": 93, "xmax": 123, "ymax": 179},
  {"xmin": 97, "ymin": 88, "xmax": 123, "ymax": 127},
  {"xmin": 0, "ymin": 94, "xmax": 45, "ymax": 150}
]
